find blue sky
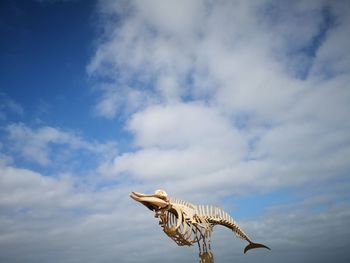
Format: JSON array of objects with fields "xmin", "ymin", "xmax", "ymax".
[{"xmin": 0, "ymin": 0, "xmax": 350, "ymax": 262}]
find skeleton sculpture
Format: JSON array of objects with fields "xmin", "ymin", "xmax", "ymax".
[{"xmin": 130, "ymin": 190, "xmax": 270, "ymax": 262}]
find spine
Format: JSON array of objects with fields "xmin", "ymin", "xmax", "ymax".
[{"xmin": 203, "ymin": 211, "xmax": 251, "ymax": 242}]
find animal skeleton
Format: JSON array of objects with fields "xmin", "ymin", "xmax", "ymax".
[{"xmin": 130, "ymin": 190, "xmax": 270, "ymax": 259}]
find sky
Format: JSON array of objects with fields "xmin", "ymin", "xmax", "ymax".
[{"xmin": 0, "ymin": 0, "xmax": 349, "ymax": 262}]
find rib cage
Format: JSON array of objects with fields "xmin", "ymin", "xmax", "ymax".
[
  {"xmin": 162, "ymin": 210, "xmax": 204, "ymax": 247},
  {"xmin": 167, "ymin": 198, "xmax": 249, "ymax": 241}
]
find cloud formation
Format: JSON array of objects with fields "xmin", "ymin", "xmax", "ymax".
[
  {"xmin": 4, "ymin": 123, "xmax": 117, "ymax": 166},
  {"xmin": 89, "ymin": 0, "xmax": 350, "ymax": 195},
  {"xmin": 1, "ymin": 0, "xmax": 350, "ymax": 263}
]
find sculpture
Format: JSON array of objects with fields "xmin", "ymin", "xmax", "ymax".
[{"xmin": 130, "ymin": 190, "xmax": 270, "ymax": 262}]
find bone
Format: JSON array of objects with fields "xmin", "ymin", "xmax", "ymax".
[{"xmin": 133, "ymin": 190, "xmax": 260, "ymax": 255}]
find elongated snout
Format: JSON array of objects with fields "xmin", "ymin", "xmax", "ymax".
[{"xmin": 130, "ymin": 191, "xmax": 169, "ymax": 211}]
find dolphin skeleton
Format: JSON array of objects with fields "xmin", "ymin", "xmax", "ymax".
[{"xmin": 130, "ymin": 190, "xmax": 270, "ymax": 255}]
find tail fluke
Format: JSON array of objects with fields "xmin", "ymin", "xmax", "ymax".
[{"xmin": 244, "ymin": 242, "xmax": 271, "ymax": 254}]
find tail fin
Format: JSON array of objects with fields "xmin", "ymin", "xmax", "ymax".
[{"xmin": 244, "ymin": 242, "xmax": 271, "ymax": 254}]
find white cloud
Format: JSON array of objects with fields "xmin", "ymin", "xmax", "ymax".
[
  {"xmin": 128, "ymin": 103, "xmax": 243, "ymax": 149},
  {"xmin": 310, "ymin": 1, "xmax": 350, "ymax": 78},
  {"xmin": 98, "ymin": 102, "xmax": 258, "ymax": 198},
  {"xmin": 94, "ymin": 87, "xmax": 121, "ymax": 119},
  {"xmin": 93, "ymin": 85, "xmax": 156, "ymax": 118},
  {"xmin": 88, "ymin": 0, "xmax": 332, "ymax": 120},
  {"xmin": 4, "ymin": 123, "xmax": 117, "ymax": 166},
  {"xmin": 0, "ymin": 93, "xmax": 24, "ymax": 120},
  {"xmin": 88, "ymin": 0, "xmax": 350, "ymax": 195},
  {"xmin": 134, "ymin": 0, "xmax": 204, "ymax": 36},
  {"xmin": 0, "ymin": 165, "xmax": 89, "ymax": 210}
]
